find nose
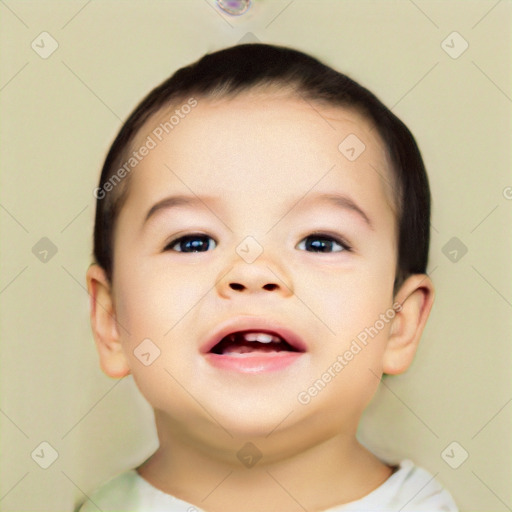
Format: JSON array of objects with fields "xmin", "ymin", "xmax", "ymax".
[
  {"xmin": 216, "ymin": 253, "xmax": 294, "ymax": 299},
  {"xmin": 229, "ymin": 281, "xmax": 279, "ymax": 292}
]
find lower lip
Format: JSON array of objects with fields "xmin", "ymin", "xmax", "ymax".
[{"xmin": 204, "ymin": 351, "xmax": 304, "ymax": 373}]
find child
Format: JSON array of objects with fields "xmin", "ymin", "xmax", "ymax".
[{"xmin": 81, "ymin": 43, "xmax": 458, "ymax": 511}]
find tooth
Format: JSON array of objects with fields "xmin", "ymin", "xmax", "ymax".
[{"xmin": 242, "ymin": 332, "xmax": 280, "ymax": 343}]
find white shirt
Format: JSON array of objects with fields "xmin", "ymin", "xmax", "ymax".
[{"xmin": 77, "ymin": 459, "xmax": 458, "ymax": 512}]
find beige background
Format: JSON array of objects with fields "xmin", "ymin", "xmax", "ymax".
[{"xmin": 1, "ymin": 1, "xmax": 511, "ymax": 511}]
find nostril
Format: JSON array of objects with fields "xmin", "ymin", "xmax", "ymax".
[{"xmin": 228, "ymin": 283, "xmax": 279, "ymax": 291}]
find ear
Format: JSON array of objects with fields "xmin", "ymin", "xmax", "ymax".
[
  {"xmin": 382, "ymin": 274, "xmax": 435, "ymax": 375},
  {"xmin": 85, "ymin": 264, "xmax": 131, "ymax": 378}
]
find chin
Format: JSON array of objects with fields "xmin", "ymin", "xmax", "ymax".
[{"xmin": 212, "ymin": 398, "xmax": 296, "ymax": 438}]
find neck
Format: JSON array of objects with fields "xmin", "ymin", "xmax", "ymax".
[{"xmin": 136, "ymin": 413, "xmax": 393, "ymax": 512}]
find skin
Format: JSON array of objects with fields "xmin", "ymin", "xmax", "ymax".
[{"xmin": 86, "ymin": 89, "xmax": 434, "ymax": 512}]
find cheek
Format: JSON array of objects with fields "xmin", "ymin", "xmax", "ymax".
[
  {"xmin": 293, "ymin": 260, "xmax": 394, "ymax": 339},
  {"xmin": 292, "ymin": 256, "xmax": 395, "ymax": 400},
  {"xmin": 113, "ymin": 258, "xmax": 211, "ymax": 338},
  {"xmin": 111, "ymin": 263, "xmax": 203, "ymax": 410}
]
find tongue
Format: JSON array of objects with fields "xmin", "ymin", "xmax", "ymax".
[{"xmin": 223, "ymin": 341, "xmax": 285, "ymax": 355}]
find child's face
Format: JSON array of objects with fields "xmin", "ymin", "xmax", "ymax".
[{"xmin": 108, "ymin": 91, "xmax": 403, "ymax": 442}]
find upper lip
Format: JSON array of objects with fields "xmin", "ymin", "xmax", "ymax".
[{"xmin": 201, "ymin": 316, "xmax": 308, "ymax": 354}]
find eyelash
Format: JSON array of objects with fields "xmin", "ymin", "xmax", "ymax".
[{"xmin": 164, "ymin": 232, "xmax": 352, "ymax": 254}]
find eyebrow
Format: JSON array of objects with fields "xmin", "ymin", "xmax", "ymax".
[
  {"xmin": 144, "ymin": 194, "xmax": 220, "ymax": 225},
  {"xmin": 300, "ymin": 192, "xmax": 373, "ymax": 229},
  {"xmin": 143, "ymin": 192, "xmax": 373, "ymax": 229}
]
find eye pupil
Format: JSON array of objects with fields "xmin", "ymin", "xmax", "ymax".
[
  {"xmin": 178, "ymin": 235, "xmax": 211, "ymax": 252},
  {"xmin": 306, "ymin": 237, "xmax": 333, "ymax": 252}
]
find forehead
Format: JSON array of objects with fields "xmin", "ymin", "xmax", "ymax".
[{"xmin": 124, "ymin": 91, "xmax": 397, "ymax": 225}]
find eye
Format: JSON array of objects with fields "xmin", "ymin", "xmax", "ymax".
[
  {"xmin": 297, "ymin": 233, "xmax": 351, "ymax": 253},
  {"xmin": 164, "ymin": 234, "xmax": 217, "ymax": 253}
]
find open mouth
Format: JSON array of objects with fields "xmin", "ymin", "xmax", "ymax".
[
  {"xmin": 209, "ymin": 330, "xmax": 300, "ymax": 357},
  {"xmin": 202, "ymin": 318, "xmax": 307, "ymax": 373}
]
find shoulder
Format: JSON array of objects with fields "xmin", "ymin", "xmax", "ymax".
[
  {"xmin": 75, "ymin": 469, "xmax": 142, "ymax": 511},
  {"xmin": 75, "ymin": 468, "xmax": 195, "ymax": 512},
  {"xmin": 388, "ymin": 459, "xmax": 458, "ymax": 511},
  {"xmin": 362, "ymin": 459, "xmax": 458, "ymax": 511},
  {"xmin": 328, "ymin": 459, "xmax": 458, "ymax": 511}
]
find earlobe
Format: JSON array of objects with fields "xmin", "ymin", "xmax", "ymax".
[
  {"xmin": 86, "ymin": 264, "xmax": 131, "ymax": 378},
  {"xmin": 382, "ymin": 274, "xmax": 435, "ymax": 375}
]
